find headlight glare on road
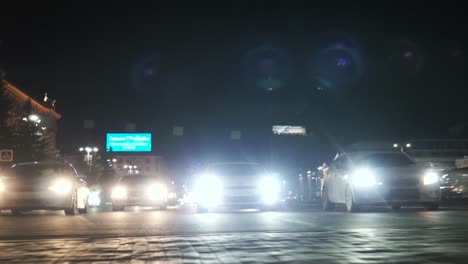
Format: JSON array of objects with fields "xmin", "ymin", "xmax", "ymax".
[
  {"xmin": 424, "ymin": 172, "xmax": 439, "ymax": 185},
  {"xmin": 352, "ymin": 168, "xmax": 376, "ymax": 187},
  {"xmin": 259, "ymin": 177, "xmax": 280, "ymax": 204},
  {"xmin": 48, "ymin": 178, "xmax": 73, "ymax": 194},
  {"xmin": 194, "ymin": 175, "xmax": 223, "ymax": 208},
  {"xmin": 111, "ymin": 186, "xmax": 127, "ymax": 200}
]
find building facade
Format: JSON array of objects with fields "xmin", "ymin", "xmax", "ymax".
[{"xmin": 1, "ymin": 80, "xmax": 61, "ymax": 159}]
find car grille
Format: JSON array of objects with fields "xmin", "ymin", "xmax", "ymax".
[
  {"xmin": 6, "ymin": 182, "xmax": 47, "ymax": 192},
  {"xmin": 226, "ymin": 186, "xmax": 256, "ymax": 190},
  {"xmin": 385, "ymin": 189, "xmax": 420, "ymax": 200},
  {"xmin": 387, "ymin": 177, "xmax": 420, "ymax": 187},
  {"xmin": 223, "ymin": 196, "xmax": 260, "ymax": 204},
  {"xmin": 127, "ymin": 189, "xmax": 146, "ymax": 199}
]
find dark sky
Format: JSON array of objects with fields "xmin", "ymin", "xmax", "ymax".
[{"xmin": 1, "ymin": 4, "xmax": 468, "ymax": 164}]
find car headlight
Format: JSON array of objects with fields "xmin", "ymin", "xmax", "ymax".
[
  {"xmin": 352, "ymin": 168, "xmax": 376, "ymax": 187},
  {"xmin": 194, "ymin": 175, "xmax": 223, "ymax": 207},
  {"xmin": 424, "ymin": 172, "xmax": 439, "ymax": 185},
  {"xmin": 48, "ymin": 178, "xmax": 73, "ymax": 194},
  {"xmin": 0, "ymin": 181, "xmax": 5, "ymax": 192},
  {"xmin": 111, "ymin": 186, "xmax": 127, "ymax": 199},
  {"xmin": 146, "ymin": 183, "xmax": 168, "ymax": 200},
  {"xmin": 88, "ymin": 190, "xmax": 101, "ymax": 206},
  {"xmin": 168, "ymin": 192, "xmax": 177, "ymax": 200},
  {"xmin": 259, "ymin": 177, "xmax": 281, "ymax": 204}
]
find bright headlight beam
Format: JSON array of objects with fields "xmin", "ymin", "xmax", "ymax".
[
  {"xmin": 49, "ymin": 179, "xmax": 73, "ymax": 194},
  {"xmin": 352, "ymin": 168, "xmax": 376, "ymax": 187},
  {"xmin": 0, "ymin": 181, "xmax": 5, "ymax": 192},
  {"xmin": 194, "ymin": 175, "xmax": 223, "ymax": 208},
  {"xmin": 259, "ymin": 177, "xmax": 281, "ymax": 204},
  {"xmin": 424, "ymin": 172, "xmax": 439, "ymax": 185},
  {"xmin": 88, "ymin": 191, "xmax": 101, "ymax": 206},
  {"xmin": 146, "ymin": 183, "xmax": 168, "ymax": 199},
  {"xmin": 111, "ymin": 186, "xmax": 127, "ymax": 199}
]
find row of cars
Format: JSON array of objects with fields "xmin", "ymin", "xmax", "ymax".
[
  {"xmin": 0, "ymin": 162, "xmax": 285, "ymax": 215},
  {"xmin": 111, "ymin": 162, "xmax": 284, "ymax": 212},
  {"xmin": 2, "ymin": 154, "xmax": 466, "ymax": 215}
]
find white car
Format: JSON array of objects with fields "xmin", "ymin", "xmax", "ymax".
[
  {"xmin": 322, "ymin": 151, "xmax": 441, "ymax": 212},
  {"xmin": 111, "ymin": 175, "xmax": 169, "ymax": 211},
  {"xmin": 192, "ymin": 162, "xmax": 282, "ymax": 212},
  {"xmin": 0, "ymin": 162, "xmax": 89, "ymax": 215}
]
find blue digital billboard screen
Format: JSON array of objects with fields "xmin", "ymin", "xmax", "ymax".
[{"xmin": 106, "ymin": 133, "xmax": 152, "ymax": 152}]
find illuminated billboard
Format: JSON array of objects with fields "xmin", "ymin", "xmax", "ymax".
[
  {"xmin": 106, "ymin": 133, "xmax": 152, "ymax": 152},
  {"xmin": 272, "ymin": 126, "xmax": 307, "ymax": 136}
]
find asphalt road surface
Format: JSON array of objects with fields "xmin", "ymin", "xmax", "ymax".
[{"xmin": 1, "ymin": 204, "xmax": 468, "ymax": 263}]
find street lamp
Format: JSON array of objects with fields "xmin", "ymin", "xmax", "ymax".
[
  {"xmin": 79, "ymin": 146, "xmax": 99, "ymax": 169},
  {"xmin": 393, "ymin": 142, "xmax": 412, "ymax": 153}
]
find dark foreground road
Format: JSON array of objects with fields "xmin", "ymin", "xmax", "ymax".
[{"xmin": 1, "ymin": 204, "xmax": 468, "ymax": 263}]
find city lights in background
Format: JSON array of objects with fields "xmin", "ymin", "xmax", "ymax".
[
  {"xmin": 22, "ymin": 114, "xmax": 43, "ymax": 127},
  {"xmin": 28, "ymin": 114, "xmax": 40, "ymax": 122}
]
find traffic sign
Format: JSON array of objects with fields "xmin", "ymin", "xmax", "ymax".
[{"xmin": 0, "ymin": 149, "xmax": 13, "ymax": 162}]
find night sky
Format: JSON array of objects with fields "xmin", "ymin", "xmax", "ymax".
[{"xmin": 1, "ymin": 4, "xmax": 467, "ymax": 166}]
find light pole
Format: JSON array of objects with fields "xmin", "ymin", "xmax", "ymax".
[
  {"xmin": 393, "ymin": 143, "xmax": 412, "ymax": 153},
  {"xmin": 123, "ymin": 164, "xmax": 138, "ymax": 175},
  {"xmin": 79, "ymin": 146, "xmax": 98, "ymax": 172}
]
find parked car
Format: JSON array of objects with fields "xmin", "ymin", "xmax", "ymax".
[
  {"xmin": 322, "ymin": 151, "xmax": 441, "ymax": 212},
  {"xmin": 440, "ymin": 167, "xmax": 468, "ymax": 200},
  {"xmin": 0, "ymin": 162, "xmax": 89, "ymax": 215}
]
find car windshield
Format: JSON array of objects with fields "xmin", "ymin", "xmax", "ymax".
[
  {"xmin": 8, "ymin": 164, "xmax": 62, "ymax": 178},
  {"xmin": 358, "ymin": 153, "xmax": 415, "ymax": 168},
  {"xmin": 119, "ymin": 176, "xmax": 158, "ymax": 185},
  {"xmin": 209, "ymin": 164, "xmax": 264, "ymax": 176}
]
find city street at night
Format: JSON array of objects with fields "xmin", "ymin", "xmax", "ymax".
[
  {"xmin": 1, "ymin": 204, "xmax": 468, "ymax": 263},
  {"xmin": 2, "ymin": 3, "xmax": 468, "ymax": 263}
]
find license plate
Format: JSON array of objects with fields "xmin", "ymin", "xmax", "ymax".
[{"xmin": 226, "ymin": 189, "xmax": 256, "ymax": 196}]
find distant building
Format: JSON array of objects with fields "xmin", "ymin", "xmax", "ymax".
[{"xmin": 1, "ymin": 79, "xmax": 61, "ymax": 148}]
